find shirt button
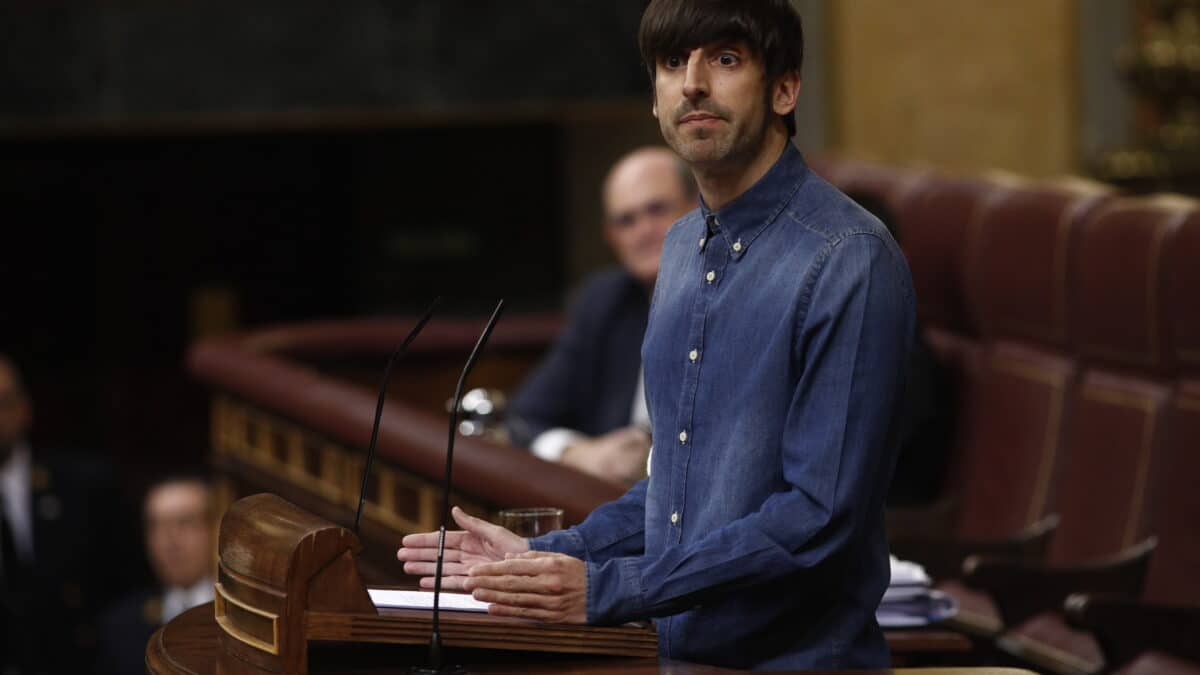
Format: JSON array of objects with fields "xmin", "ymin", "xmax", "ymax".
[
  {"xmin": 670, "ymin": 512, "xmax": 680, "ymax": 525},
  {"xmin": 678, "ymin": 430, "xmax": 688, "ymax": 443},
  {"xmin": 733, "ymin": 240, "xmax": 743, "ymax": 253},
  {"xmin": 688, "ymin": 349, "xmax": 699, "ymax": 362},
  {"xmin": 699, "ymin": 236, "xmax": 706, "ymax": 249},
  {"xmin": 705, "ymin": 270, "xmax": 716, "ymax": 284}
]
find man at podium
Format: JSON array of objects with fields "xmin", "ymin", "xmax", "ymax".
[{"xmin": 399, "ymin": 0, "xmax": 914, "ymax": 669}]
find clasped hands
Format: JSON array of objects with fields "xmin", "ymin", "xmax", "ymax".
[{"xmin": 395, "ymin": 506, "xmax": 587, "ymax": 624}]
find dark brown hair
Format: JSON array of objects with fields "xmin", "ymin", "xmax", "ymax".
[{"xmin": 638, "ymin": 0, "xmax": 804, "ymax": 137}]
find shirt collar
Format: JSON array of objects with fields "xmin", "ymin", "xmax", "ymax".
[{"xmin": 699, "ymin": 142, "xmax": 809, "ymax": 259}]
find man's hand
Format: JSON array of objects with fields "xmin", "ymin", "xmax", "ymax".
[
  {"xmin": 396, "ymin": 506, "xmax": 529, "ymax": 590},
  {"xmin": 464, "ymin": 551, "xmax": 587, "ymax": 623},
  {"xmin": 561, "ymin": 426, "xmax": 650, "ymax": 486}
]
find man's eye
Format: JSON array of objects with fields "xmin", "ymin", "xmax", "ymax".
[
  {"xmin": 717, "ymin": 53, "xmax": 739, "ymax": 66},
  {"xmin": 665, "ymin": 55, "xmax": 684, "ymax": 68}
]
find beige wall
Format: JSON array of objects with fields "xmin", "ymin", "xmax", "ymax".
[{"xmin": 829, "ymin": 0, "xmax": 1080, "ymax": 177}]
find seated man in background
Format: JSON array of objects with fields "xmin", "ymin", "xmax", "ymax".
[
  {"xmin": 506, "ymin": 147, "xmax": 697, "ymax": 485},
  {"xmin": 1, "ymin": 354, "xmax": 127, "ymax": 675},
  {"xmin": 97, "ymin": 475, "xmax": 215, "ymax": 675}
]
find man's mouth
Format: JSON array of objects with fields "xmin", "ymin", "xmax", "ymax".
[{"xmin": 679, "ymin": 112, "xmax": 723, "ymax": 125}]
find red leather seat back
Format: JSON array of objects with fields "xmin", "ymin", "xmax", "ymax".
[
  {"xmin": 1050, "ymin": 198, "xmax": 1189, "ymax": 563},
  {"xmin": 967, "ymin": 180, "xmax": 1111, "ymax": 349},
  {"xmin": 1145, "ymin": 208, "xmax": 1200, "ymax": 604},
  {"xmin": 1169, "ymin": 209, "xmax": 1200, "ymax": 377},
  {"xmin": 1143, "ymin": 380, "xmax": 1200, "ymax": 604},
  {"xmin": 902, "ymin": 175, "xmax": 1011, "ymax": 336},
  {"xmin": 951, "ymin": 182, "xmax": 1112, "ymax": 539},
  {"xmin": 952, "ymin": 343, "xmax": 1076, "ymax": 538}
]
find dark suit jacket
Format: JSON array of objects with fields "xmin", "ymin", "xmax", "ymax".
[
  {"xmin": 96, "ymin": 587, "xmax": 161, "ymax": 675},
  {"xmin": 1, "ymin": 450, "xmax": 131, "ymax": 675},
  {"xmin": 507, "ymin": 267, "xmax": 650, "ymax": 448}
]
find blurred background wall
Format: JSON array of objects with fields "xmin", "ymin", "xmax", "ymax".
[{"xmin": 0, "ymin": 0, "xmax": 1152, "ymax": 495}]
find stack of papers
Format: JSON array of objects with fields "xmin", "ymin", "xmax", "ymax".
[
  {"xmin": 369, "ymin": 589, "xmax": 490, "ymax": 612},
  {"xmin": 876, "ymin": 556, "xmax": 957, "ymax": 628}
]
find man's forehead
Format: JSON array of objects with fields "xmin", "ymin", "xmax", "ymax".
[
  {"xmin": 607, "ymin": 161, "xmax": 685, "ymax": 208},
  {"xmin": 146, "ymin": 482, "xmax": 209, "ymax": 514}
]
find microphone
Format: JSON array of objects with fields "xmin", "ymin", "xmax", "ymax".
[
  {"xmin": 353, "ymin": 297, "xmax": 442, "ymax": 536},
  {"xmin": 416, "ymin": 299, "xmax": 506, "ymax": 675}
]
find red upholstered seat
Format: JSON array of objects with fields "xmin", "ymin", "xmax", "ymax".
[
  {"xmin": 951, "ymin": 180, "xmax": 1112, "ymax": 542},
  {"xmin": 994, "ymin": 196, "xmax": 1193, "ymax": 675},
  {"xmin": 1056, "ymin": 208, "xmax": 1200, "ymax": 675},
  {"xmin": 1168, "ymin": 209, "xmax": 1200, "ymax": 378},
  {"xmin": 900, "ymin": 175, "xmax": 1013, "ymax": 337},
  {"xmin": 894, "ymin": 180, "xmax": 1113, "ymax": 637},
  {"xmin": 1146, "ymin": 206, "xmax": 1200, "ymax": 607}
]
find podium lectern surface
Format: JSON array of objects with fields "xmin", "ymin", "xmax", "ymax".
[
  {"xmin": 194, "ymin": 494, "xmax": 977, "ymax": 674},
  {"xmin": 148, "ymin": 603, "xmax": 1033, "ymax": 675}
]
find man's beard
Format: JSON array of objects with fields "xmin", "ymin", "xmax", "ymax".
[{"xmin": 662, "ymin": 100, "xmax": 770, "ymax": 169}]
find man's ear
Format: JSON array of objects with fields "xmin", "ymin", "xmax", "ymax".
[
  {"xmin": 652, "ymin": 98, "xmax": 659, "ymax": 119},
  {"xmin": 771, "ymin": 70, "xmax": 802, "ymax": 117}
]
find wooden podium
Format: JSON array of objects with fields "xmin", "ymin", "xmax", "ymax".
[{"xmin": 205, "ymin": 493, "xmax": 657, "ymax": 674}]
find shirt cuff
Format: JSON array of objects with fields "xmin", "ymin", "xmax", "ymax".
[
  {"xmin": 529, "ymin": 526, "xmax": 589, "ymax": 560},
  {"xmin": 585, "ymin": 556, "xmax": 646, "ymax": 625},
  {"xmin": 529, "ymin": 428, "xmax": 585, "ymax": 462}
]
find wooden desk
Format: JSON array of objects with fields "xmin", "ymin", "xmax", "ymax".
[{"xmin": 148, "ymin": 604, "xmax": 999, "ymax": 675}]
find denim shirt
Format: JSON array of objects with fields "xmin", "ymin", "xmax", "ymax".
[{"xmin": 531, "ymin": 143, "xmax": 915, "ymax": 670}]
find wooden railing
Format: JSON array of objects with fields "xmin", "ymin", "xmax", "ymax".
[{"xmin": 188, "ymin": 317, "xmax": 626, "ymax": 583}]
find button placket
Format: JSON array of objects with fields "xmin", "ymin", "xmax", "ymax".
[{"xmin": 670, "ymin": 222, "xmax": 727, "ymax": 546}]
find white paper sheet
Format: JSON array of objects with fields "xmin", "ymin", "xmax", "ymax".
[{"xmin": 368, "ymin": 589, "xmax": 490, "ymax": 613}]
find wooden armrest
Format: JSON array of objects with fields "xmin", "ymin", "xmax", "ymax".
[
  {"xmin": 963, "ymin": 537, "xmax": 1156, "ymax": 627},
  {"xmin": 1065, "ymin": 593, "xmax": 1200, "ymax": 668},
  {"xmin": 889, "ymin": 514, "xmax": 1057, "ymax": 581},
  {"xmin": 886, "ymin": 496, "xmax": 958, "ymax": 541}
]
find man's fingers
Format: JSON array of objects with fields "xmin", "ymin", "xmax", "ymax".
[
  {"xmin": 400, "ymin": 530, "xmax": 467, "ymax": 549},
  {"xmin": 469, "ymin": 557, "xmax": 555, "ymax": 578},
  {"xmin": 396, "ymin": 547, "xmax": 464, "ymax": 563},
  {"xmin": 450, "ymin": 506, "xmax": 506, "ymax": 541},
  {"xmin": 464, "ymin": 573, "xmax": 562, "ymax": 594},
  {"xmin": 470, "ymin": 588, "xmax": 565, "ymax": 609},
  {"xmin": 482, "ymin": 596, "xmax": 583, "ymax": 623},
  {"xmin": 403, "ymin": 561, "xmax": 473, "ymax": 577},
  {"xmin": 418, "ymin": 575, "xmax": 469, "ymax": 591}
]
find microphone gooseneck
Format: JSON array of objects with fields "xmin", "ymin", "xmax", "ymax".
[
  {"xmin": 424, "ymin": 299, "xmax": 505, "ymax": 675},
  {"xmin": 353, "ymin": 297, "xmax": 442, "ymax": 536}
]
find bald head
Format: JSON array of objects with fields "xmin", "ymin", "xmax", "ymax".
[
  {"xmin": 0, "ymin": 354, "xmax": 31, "ymax": 462},
  {"xmin": 602, "ymin": 147, "xmax": 697, "ymax": 289}
]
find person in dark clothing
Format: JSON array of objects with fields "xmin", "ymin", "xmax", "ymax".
[
  {"xmin": 96, "ymin": 475, "xmax": 214, "ymax": 675},
  {"xmin": 1, "ymin": 355, "xmax": 127, "ymax": 675}
]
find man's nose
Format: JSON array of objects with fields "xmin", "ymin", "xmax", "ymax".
[{"xmin": 682, "ymin": 49, "xmax": 709, "ymax": 101}]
